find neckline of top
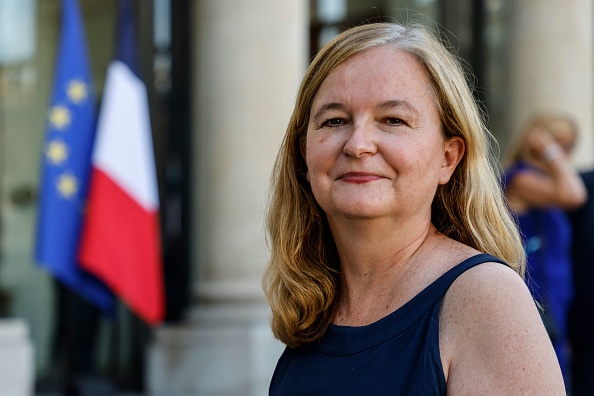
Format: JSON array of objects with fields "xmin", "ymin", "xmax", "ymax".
[{"xmin": 313, "ymin": 253, "xmax": 505, "ymax": 355}]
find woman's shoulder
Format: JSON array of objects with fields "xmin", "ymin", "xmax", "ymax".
[
  {"xmin": 439, "ymin": 260, "xmax": 565, "ymax": 393},
  {"xmin": 441, "ymin": 260, "xmax": 535, "ymax": 336},
  {"xmin": 448, "ymin": 258, "xmax": 523, "ymax": 295},
  {"xmin": 433, "ymin": 252, "xmax": 525, "ymax": 318},
  {"xmin": 441, "ymin": 261, "xmax": 529, "ymax": 325}
]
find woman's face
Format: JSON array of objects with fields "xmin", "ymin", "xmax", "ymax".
[{"xmin": 303, "ymin": 46, "xmax": 463, "ymax": 223}]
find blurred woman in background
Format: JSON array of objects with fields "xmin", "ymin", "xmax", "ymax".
[{"xmin": 504, "ymin": 112, "xmax": 587, "ymax": 388}]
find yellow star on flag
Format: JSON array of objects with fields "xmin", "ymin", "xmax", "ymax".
[
  {"xmin": 67, "ymin": 79, "xmax": 88, "ymax": 104},
  {"xmin": 46, "ymin": 140, "xmax": 68, "ymax": 165},
  {"xmin": 48, "ymin": 106, "xmax": 71, "ymax": 130},
  {"xmin": 57, "ymin": 173, "xmax": 78, "ymax": 198}
]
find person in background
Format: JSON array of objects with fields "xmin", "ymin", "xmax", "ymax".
[
  {"xmin": 567, "ymin": 169, "xmax": 594, "ymax": 395},
  {"xmin": 263, "ymin": 22, "xmax": 565, "ymax": 395},
  {"xmin": 503, "ymin": 112, "xmax": 587, "ymax": 388}
]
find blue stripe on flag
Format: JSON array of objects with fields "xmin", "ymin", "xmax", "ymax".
[{"xmin": 116, "ymin": 0, "xmax": 141, "ymax": 77}]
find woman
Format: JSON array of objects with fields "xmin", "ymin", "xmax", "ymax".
[
  {"xmin": 264, "ymin": 22, "xmax": 565, "ymax": 394},
  {"xmin": 504, "ymin": 113, "xmax": 587, "ymax": 386}
]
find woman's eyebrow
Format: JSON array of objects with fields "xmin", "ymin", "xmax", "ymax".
[
  {"xmin": 311, "ymin": 100, "xmax": 420, "ymax": 124},
  {"xmin": 311, "ymin": 102, "xmax": 346, "ymax": 124},
  {"xmin": 377, "ymin": 99, "xmax": 420, "ymax": 116}
]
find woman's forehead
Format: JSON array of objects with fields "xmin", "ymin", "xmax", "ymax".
[{"xmin": 312, "ymin": 47, "xmax": 436, "ymax": 112}]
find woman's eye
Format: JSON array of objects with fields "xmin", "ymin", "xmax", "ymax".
[
  {"xmin": 386, "ymin": 117, "xmax": 404, "ymax": 126},
  {"xmin": 323, "ymin": 118, "xmax": 344, "ymax": 127}
]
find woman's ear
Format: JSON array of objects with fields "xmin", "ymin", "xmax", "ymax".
[{"xmin": 439, "ymin": 136, "xmax": 465, "ymax": 185}]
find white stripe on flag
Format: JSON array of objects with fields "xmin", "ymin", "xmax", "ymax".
[{"xmin": 93, "ymin": 60, "xmax": 159, "ymax": 211}]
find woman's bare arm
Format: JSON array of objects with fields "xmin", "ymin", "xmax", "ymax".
[
  {"xmin": 440, "ymin": 262, "xmax": 566, "ymax": 395},
  {"xmin": 507, "ymin": 128, "xmax": 586, "ymax": 210},
  {"xmin": 509, "ymin": 160, "xmax": 586, "ymax": 210}
]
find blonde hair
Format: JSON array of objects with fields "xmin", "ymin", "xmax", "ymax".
[{"xmin": 263, "ymin": 22, "xmax": 525, "ymax": 348}]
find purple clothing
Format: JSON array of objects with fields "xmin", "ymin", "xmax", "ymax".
[{"xmin": 503, "ymin": 161, "xmax": 573, "ymax": 382}]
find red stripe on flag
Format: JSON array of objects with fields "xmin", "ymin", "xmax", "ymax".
[{"xmin": 79, "ymin": 168, "xmax": 164, "ymax": 324}]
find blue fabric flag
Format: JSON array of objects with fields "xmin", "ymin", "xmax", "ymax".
[
  {"xmin": 116, "ymin": 0, "xmax": 141, "ymax": 76},
  {"xmin": 35, "ymin": 0, "xmax": 113, "ymax": 312}
]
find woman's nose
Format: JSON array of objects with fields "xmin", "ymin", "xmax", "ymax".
[{"xmin": 342, "ymin": 121, "xmax": 378, "ymax": 157}]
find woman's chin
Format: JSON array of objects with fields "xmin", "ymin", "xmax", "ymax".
[{"xmin": 325, "ymin": 202, "xmax": 393, "ymax": 221}]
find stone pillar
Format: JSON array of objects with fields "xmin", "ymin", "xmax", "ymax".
[
  {"xmin": 191, "ymin": 0, "xmax": 308, "ymax": 304},
  {"xmin": 0, "ymin": 320, "xmax": 34, "ymax": 396},
  {"xmin": 508, "ymin": 0, "xmax": 594, "ymax": 169},
  {"xmin": 147, "ymin": 1, "xmax": 308, "ymax": 394}
]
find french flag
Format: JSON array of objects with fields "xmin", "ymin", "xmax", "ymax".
[{"xmin": 79, "ymin": 0, "xmax": 164, "ymax": 324}]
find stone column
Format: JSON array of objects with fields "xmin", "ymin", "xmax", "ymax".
[
  {"xmin": 508, "ymin": 0, "xmax": 594, "ymax": 169},
  {"xmin": 0, "ymin": 320, "xmax": 34, "ymax": 396},
  {"xmin": 147, "ymin": 1, "xmax": 308, "ymax": 395},
  {"xmin": 191, "ymin": 0, "xmax": 308, "ymax": 304}
]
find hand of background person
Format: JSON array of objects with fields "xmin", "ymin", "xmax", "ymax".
[
  {"xmin": 525, "ymin": 126, "xmax": 565, "ymax": 167},
  {"xmin": 509, "ymin": 124, "xmax": 586, "ymax": 211}
]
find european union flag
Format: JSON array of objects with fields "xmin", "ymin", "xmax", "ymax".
[{"xmin": 35, "ymin": 0, "xmax": 112, "ymax": 312}]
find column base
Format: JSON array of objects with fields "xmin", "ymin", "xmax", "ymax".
[
  {"xmin": 146, "ymin": 302, "xmax": 284, "ymax": 395},
  {"xmin": 0, "ymin": 319, "xmax": 34, "ymax": 396}
]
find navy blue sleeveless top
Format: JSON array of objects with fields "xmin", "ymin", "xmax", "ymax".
[{"xmin": 269, "ymin": 254, "xmax": 506, "ymax": 395}]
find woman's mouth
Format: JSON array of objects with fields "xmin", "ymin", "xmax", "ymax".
[{"xmin": 339, "ymin": 172, "xmax": 383, "ymax": 184}]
